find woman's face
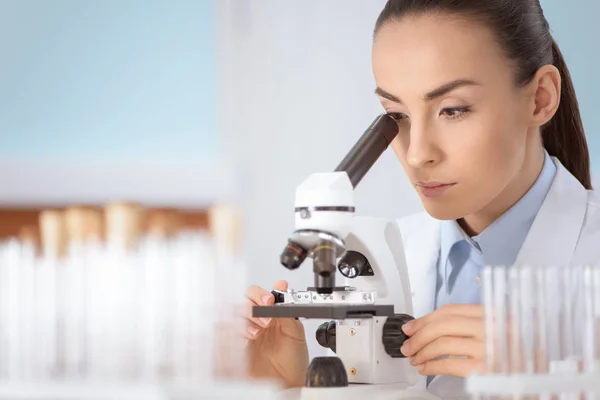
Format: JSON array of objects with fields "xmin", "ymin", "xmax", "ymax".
[{"xmin": 372, "ymin": 15, "xmax": 535, "ymax": 221}]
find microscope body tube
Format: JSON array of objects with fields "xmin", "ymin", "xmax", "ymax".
[
  {"xmin": 280, "ymin": 114, "xmax": 399, "ymax": 293},
  {"xmin": 334, "ymin": 114, "xmax": 399, "ymax": 188}
]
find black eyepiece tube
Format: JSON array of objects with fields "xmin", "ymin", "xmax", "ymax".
[{"xmin": 334, "ymin": 114, "xmax": 399, "ymax": 188}]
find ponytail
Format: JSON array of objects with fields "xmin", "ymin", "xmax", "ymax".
[{"xmin": 542, "ymin": 39, "xmax": 592, "ymax": 189}]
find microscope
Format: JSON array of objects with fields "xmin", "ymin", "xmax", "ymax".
[{"xmin": 253, "ymin": 115, "xmax": 438, "ymax": 399}]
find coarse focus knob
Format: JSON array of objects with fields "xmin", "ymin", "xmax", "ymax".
[
  {"xmin": 315, "ymin": 321, "xmax": 336, "ymax": 353},
  {"xmin": 305, "ymin": 357, "xmax": 348, "ymax": 388},
  {"xmin": 382, "ymin": 314, "xmax": 414, "ymax": 358}
]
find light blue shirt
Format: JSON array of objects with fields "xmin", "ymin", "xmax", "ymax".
[{"xmin": 434, "ymin": 150, "xmax": 557, "ymax": 308}]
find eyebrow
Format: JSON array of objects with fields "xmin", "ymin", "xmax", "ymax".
[{"xmin": 375, "ymin": 79, "xmax": 481, "ymax": 104}]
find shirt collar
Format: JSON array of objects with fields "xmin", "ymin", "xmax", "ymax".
[{"xmin": 440, "ymin": 150, "xmax": 556, "ymax": 267}]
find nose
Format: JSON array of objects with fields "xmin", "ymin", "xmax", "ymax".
[{"xmin": 405, "ymin": 125, "xmax": 440, "ymax": 168}]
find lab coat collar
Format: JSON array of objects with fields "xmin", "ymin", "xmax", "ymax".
[{"xmin": 513, "ymin": 156, "xmax": 587, "ymax": 266}]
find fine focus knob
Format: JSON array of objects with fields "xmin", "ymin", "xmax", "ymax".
[
  {"xmin": 315, "ymin": 321, "xmax": 336, "ymax": 353},
  {"xmin": 338, "ymin": 251, "xmax": 373, "ymax": 278},
  {"xmin": 382, "ymin": 314, "xmax": 414, "ymax": 358},
  {"xmin": 305, "ymin": 357, "xmax": 348, "ymax": 388}
]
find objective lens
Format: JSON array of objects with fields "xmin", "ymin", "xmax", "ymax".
[
  {"xmin": 280, "ymin": 241, "xmax": 307, "ymax": 270},
  {"xmin": 313, "ymin": 242, "xmax": 336, "ymax": 294}
]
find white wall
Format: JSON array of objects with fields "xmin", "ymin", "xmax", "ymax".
[{"xmin": 216, "ymin": 0, "xmax": 423, "ymax": 358}]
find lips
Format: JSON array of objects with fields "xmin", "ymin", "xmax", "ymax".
[{"xmin": 416, "ymin": 182, "xmax": 456, "ymax": 198}]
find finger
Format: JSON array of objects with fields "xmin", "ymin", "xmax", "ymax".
[
  {"xmin": 272, "ymin": 280, "xmax": 289, "ymax": 292},
  {"xmin": 246, "ymin": 285, "xmax": 276, "ymax": 306},
  {"xmin": 244, "ymin": 299, "xmax": 272, "ymax": 328},
  {"xmin": 245, "ymin": 321, "xmax": 266, "ymax": 341},
  {"xmin": 403, "ymin": 304, "xmax": 483, "ymax": 335},
  {"xmin": 246, "ymin": 281, "xmax": 289, "ymax": 306},
  {"xmin": 410, "ymin": 337, "xmax": 484, "ymax": 365},
  {"xmin": 401, "ymin": 316, "xmax": 483, "ymax": 357},
  {"xmin": 417, "ymin": 357, "xmax": 483, "ymax": 378}
]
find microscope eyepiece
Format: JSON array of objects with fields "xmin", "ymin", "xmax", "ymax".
[{"xmin": 280, "ymin": 241, "xmax": 308, "ymax": 270}]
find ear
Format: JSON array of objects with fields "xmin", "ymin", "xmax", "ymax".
[{"xmin": 526, "ymin": 64, "xmax": 561, "ymax": 127}]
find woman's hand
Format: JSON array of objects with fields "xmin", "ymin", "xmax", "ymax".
[
  {"xmin": 400, "ymin": 304, "xmax": 485, "ymax": 377},
  {"xmin": 244, "ymin": 280, "xmax": 309, "ymax": 388}
]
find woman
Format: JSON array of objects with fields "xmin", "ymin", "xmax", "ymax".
[{"xmin": 242, "ymin": 0, "xmax": 599, "ymax": 398}]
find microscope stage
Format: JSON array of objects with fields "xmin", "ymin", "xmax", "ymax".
[{"xmin": 252, "ymin": 304, "xmax": 394, "ymax": 319}]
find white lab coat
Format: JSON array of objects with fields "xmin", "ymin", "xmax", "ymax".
[{"xmin": 398, "ymin": 156, "xmax": 600, "ymax": 399}]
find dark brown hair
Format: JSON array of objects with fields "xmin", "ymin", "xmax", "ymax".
[{"xmin": 375, "ymin": 0, "xmax": 592, "ymax": 189}]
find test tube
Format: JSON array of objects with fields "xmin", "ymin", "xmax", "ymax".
[
  {"xmin": 140, "ymin": 211, "xmax": 178, "ymax": 381},
  {"xmin": 582, "ymin": 266, "xmax": 596, "ymax": 373},
  {"xmin": 18, "ymin": 237, "xmax": 36, "ymax": 381},
  {"xmin": 544, "ymin": 266, "xmax": 562, "ymax": 372},
  {"xmin": 209, "ymin": 204, "xmax": 248, "ymax": 380},
  {"xmin": 0, "ymin": 239, "xmax": 22, "ymax": 381},
  {"xmin": 62, "ymin": 207, "xmax": 98, "ymax": 379},
  {"xmin": 36, "ymin": 210, "xmax": 66, "ymax": 380},
  {"xmin": 492, "ymin": 266, "xmax": 509, "ymax": 375},
  {"xmin": 533, "ymin": 265, "xmax": 548, "ymax": 374},
  {"xmin": 103, "ymin": 202, "xmax": 144, "ymax": 380},
  {"xmin": 482, "ymin": 266, "xmax": 496, "ymax": 374},
  {"xmin": 18, "ymin": 226, "xmax": 40, "ymax": 255},
  {"xmin": 507, "ymin": 266, "xmax": 522, "ymax": 374},
  {"xmin": 519, "ymin": 265, "xmax": 535, "ymax": 374},
  {"xmin": 593, "ymin": 265, "xmax": 600, "ymax": 371}
]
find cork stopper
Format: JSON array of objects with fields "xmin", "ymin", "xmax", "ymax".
[
  {"xmin": 19, "ymin": 225, "xmax": 40, "ymax": 253},
  {"xmin": 64, "ymin": 206, "xmax": 102, "ymax": 243},
  {"xmin": 146, "ymin": 208, "xmax": 183, "ymax": 238},
  {"xmin": 39, "ymin": 210, "xmax": 67, "ymax": 258},
  {"xmin": 208, "ymin": 203, "xmax": 244, "ymax": 254},
  {"xmin": 104, "ymin": 202, "xmax": 144, "ymax": 249}
]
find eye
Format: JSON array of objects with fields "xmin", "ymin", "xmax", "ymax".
[
  {"xmin": 386, "ymin": 112, "xmax": 408, "ymax": 122},
  {"xmin": 440, "ymin": 106, "xmax": 471, "ymax": 120}
]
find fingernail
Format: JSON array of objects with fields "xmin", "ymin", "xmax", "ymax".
[
  {"xmin": 262, "ymin": 294, "xmax": 272, "ymax": 305},
  {"xmin": 402, "ymin": 321, "xmax": 413, "ymax": 334},
  {"xmin": 247, "ymin": 326, "xmax": 259, "ymax": 337},
  {"xmin": 418, "ymin": 364, "xmax": 425, "ymax": 373},
  {"xmin": 401, "ymin": 343, "xmax": 410, "ymax": 355},
  {"xmin": 410, "ymin": 357, "xmax": 416, "ymax": 365},
  {"xmin": 260, "ymin": 318, "xmax": 271, "ymax": 326}
]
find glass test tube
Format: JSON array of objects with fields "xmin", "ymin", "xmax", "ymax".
[
  {"xmin": 545, "ymin": 266, "xmax": 562, "ymax": 372},
  {"xmin": 533, "ymin": 265, "xmax": 548, "ymax": 374},
  {"xmin": 508, "ymin": 266, "xmax": 522, "ymax": 374},
  {"xmin": 519, "ymin": 265, "xmax": 535, "ymax": 374},
  {"xmin": 593, "ymin": 265, "xmax": 600, "ymax": 371},
  {"xmin": 493, "ymin": 266, "xmax": 509, "ymax": 374},
  {"xmin": 482, "ymin": 266, "xmax": 496, "ymax": 374}
]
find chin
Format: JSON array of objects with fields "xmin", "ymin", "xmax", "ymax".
[{"xmin": 421, "ymin": 201, "xmax": 464, "ymax": 221}]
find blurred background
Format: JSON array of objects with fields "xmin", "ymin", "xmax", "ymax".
[{"xmin": 0, "ymin": 0, "xmax": 598, "ymax": 358}]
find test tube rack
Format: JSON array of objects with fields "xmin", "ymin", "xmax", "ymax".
[{"xmin": 467, "ymin": 264, "xmax": 600, "ymax": 399}]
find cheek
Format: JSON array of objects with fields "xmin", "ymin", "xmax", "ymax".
[
  {"xmin": 464, "ymin": 114, "xmax": 526, "ymax": 176},
  {"xmin": 446, "ymin": 111, "xmax": 528, "ymax": 215},
  {"xmin": 390, "ymin": 136, "xmax": 411, "ymax": 171}
]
